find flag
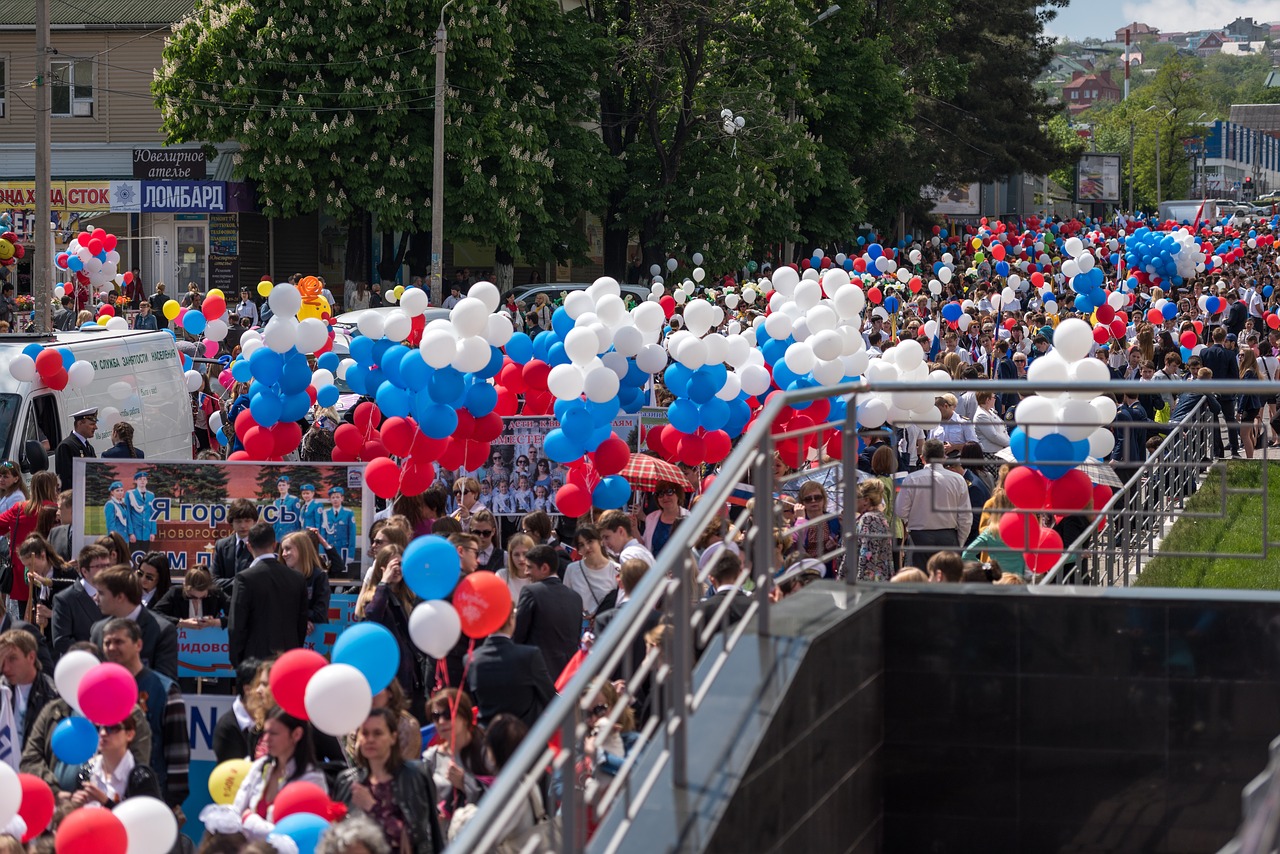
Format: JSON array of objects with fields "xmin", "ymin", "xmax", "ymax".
[
  {"xmin": 0, "ymin": 685, "xmax": 17, "ymax": 771},
  {"xmin": 1191, "ymin": 199, "xmax": 1207, "ymax": 231}
]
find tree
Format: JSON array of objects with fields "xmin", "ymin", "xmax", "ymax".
[{"xmin": 1132, "ymin": 55, "xmax": 1209, "ymax": 206}]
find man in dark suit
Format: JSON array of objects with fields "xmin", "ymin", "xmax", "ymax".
[
  {"xmin": 54, "ymin": 408, "xmax": 97, "ymax": 491},
  {"xmin": 512, "ymin": 544, "xmax": 584, "ymax": 681},
  {"xmin": 47, "ymin": 490, "xmax": 73, "ymax": 562},
  {"xmin": 211, "ymin": 499, "xmax": 261, "ymax": 591},
  {"xmin": 0, "ymin": 628, "xmax": 58, "ymax": 750},
  {"xmin": 1200, "ymin": 326, "xmax": 1240, "ymax": 457},
  {"xmin": 51, "ymin": 544, "xmax": 110, "ymax": 658},
  {"xmin": 89, "ymin": 566, "xmax": 179, "ymax": 680},
  {"xmin": 227, "ymin": 522, "xmax": 308, "ymax": 667},
  {"xmin": 696, "ymin": 551, "xmax": 751, "ymax": 657},
  {"xmin": 467, "ymin": 606, "xmax": 555, "ymax": 728}
]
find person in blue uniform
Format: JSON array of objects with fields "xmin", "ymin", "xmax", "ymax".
[
  {"xmin": 320, "ymin": 486, "xmax": 356, "ymax": 566},
  {"xmin": 271, "ymin": 476, "xmax": 301, "ymax": 542},
  {"xmin": 298, "ymin": 483, "xmax": 323, "ymax": 531},
  {"xmin": 104, "ymin": 480, "xmax": 131, "ymax": 541},
  {"xmin": 127, "ymin": 470, "xmax": 156, "ymax": 552}
]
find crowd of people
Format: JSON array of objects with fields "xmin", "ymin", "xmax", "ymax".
[{"xmin": 0, "ymin": 210, "xmax": 1276, "ymax": 852}]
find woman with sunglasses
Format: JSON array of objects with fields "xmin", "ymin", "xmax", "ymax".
[
  {"xmin": 792, "ymin": 482, "xmax": 841, "ymax": 579},
  {"xmin": 0, "ymin": 470, "xmax": 58, "ymax": 616},
  {"xmin": 642, "ymin": 481, "xmax": 689, "ymax": 556},
  {"xmin": 468, "ymin": 509, "xmax": 504, "ymax": 573},
  {"xmin": 133, "ymin": 551, "xmax": 172, "ymax": 608},
  {"xmin": 450, "ymin": 477, "xmax": 486, "ymax": 531},
  {"xmin": 64, "ymin": 715, "xmax": 161, "ymax": 808},
  {"xmin": 423, "ymin": 688, "xmax": 487, "ymax": 834},
  {"xmin": 358, "ymin": 546, "xmax": 426, "ymax": 719}
]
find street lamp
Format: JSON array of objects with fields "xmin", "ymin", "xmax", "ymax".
[{"xmin": 429, "ymin": 0, "xmax": 456, "ymax": 307}]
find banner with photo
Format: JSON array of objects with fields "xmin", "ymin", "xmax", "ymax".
[
  {"xmin": 72, "ymin": 459, "xmax": 373, "ymax": 576},
  {"xmin": 468, "ymin": 415, "xmax": 639, "ymax": 517}
]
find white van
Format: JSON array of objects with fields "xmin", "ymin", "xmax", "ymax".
[{"xmin": 0, "ymin": 328, "xmax": 194, "ymax": 473}]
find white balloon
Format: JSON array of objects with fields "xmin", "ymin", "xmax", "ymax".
[
  {"xmin": 683, "ymin": 300, "xmax": 714, "ymax": 337},
  {"xmin": 565, "ymin": 328, "xmax": 598, "ymax": 365},
  {"xmin": 858, "ymin": 397, "xmax": 889, "ymax": 429},
  {"xmin": 311, "ymin": 368, "xmax": 335, "ymax": 388},
  {"xmin": 1064, "ymin": 236, "xmax": 1084, "ymax": 257},
  {"xmin": 1016, "ymin": 395, "xmax": 1059, "ymax": 439},
  {"xmin": 209, "ymin": 412, "xmax": 224, "ymax": 434},
  {"xmin": 675, "ymin": 337, "xmax": 708, "ymax": 370},
  {"xmin": 296, "ymin": 317, "xmax": 331, "ymax": 353},
  {"xmin": 337, "ymin": 358, "xmax": 356, "ymax": 380},
  {"xmin": 613, "ymin": 325, "xmax": 644, "ymax": 357},
  {"xmin": 764, "ymin": 312, "xmax": 794, "ymax": 340},
  {"xmin": 633, "ymin": 302, "xmax": 665, "ymax": 333},
  {"xmin": 584, "ymin": 366, "xmax": 621, "ymax": 402},
  {"xmin": 1026, "ymin": 351, "xmax": 1069, "ymax": 385},
  {"xmin": 400, "ymin": 287, "xmax": 429, "ymax": 317},
  {"xmin": 794, "ymin": 280, "xmax": 822, "ymax": 311},
  {"xmin": 205, "ymin": 319, "xmax": 230, "ymax": 342},
  {"xmin": 1057, "ymin": 399, "xmax": 1101, "ymax": 441},
  {"xmin": 268, "ymin": 283, "xmax": 302, "ymax": 316},
  {"xmin": 184, "ymin": 369, "xmax": 203, "ymax": 393},
  {"xmin": 894, "ymin": 339, "xmax": 925, "ymax": 371},
  {"xmin": 115, "ymin": 795, "xmax": 178, "ymax": 854},
  {"xmin": 784, "ymin": 342, "xmax": 817, "ymax": 375},
  {"xmin": 1052, "ymin": 318, "xmax": 1094, "ymax": 362},
  {"xmin": 548, "ymin": 364, "xmax": 585, "ymax": 399},
  {"xmin": 380, "ymin": 310, "xmax": 410, "ymax": 343},
  {"xmin": 357, "ymin": 311, "xmax": 385, "ymax": 341},
  {"xmin": 468, "ymin": 281, "xmax": 501, "ymax": 312},
  {"xmin": 637, "ymin": 343, "xmax": 667, "ymax": 374},
  {"xmin": 452, "ymin": 336, "xmax": 491, "ymax": 373},
  {"xmin": 98, "ymin": 406, "xmax": 121, "ymax": 431},
  {"xmin": 739, "ymin": 363, "xmax": 771, "ymax": 396},
  {"xmin": 812, "ymin": 358, "xmax": 845, "ymax": 385},
  {"xmin": 419, "ymin": 329, "xmax": 458, "ymax": 369},
  {"xmin": 1077, "ymin": 252, "xmax": 1095, "ymax": 273},
  {"xmin": 54, "ymin": 650, "xmax": 100, "ymax": 713},
  {"xmin": 304, "ymin": 663, "xmax": 373, "ymax": 736},
  {"xmin": 595, "ymin": 294, "xmax": 627, "ymax": 326},
  {"xmin": 770, "ymin": 266, "xmax": 800, "ymax": 296},
  {"xmin": 693, "ymin": 267, "xmax": 706, "ymax": 283},
  {"xmin": 667, "ymin": 258, "xmax": 678, "ymax": 272},
  {"xmin": 485, "ymin": 313, "xmax": 514, "ymax": 347},
  {"xmin": 0, "ymin": 765, "xmax": 18, "ymax": 831},
  {"xmin": 68, "ymin": 360, "xmax": 95, "ymax": 390},
  {"xmin": 742, "ymin": 287, "xmax": 758, "ymax": 305},
  {"xmin": 1071, "ymin": 357, "xmax": 1111, "ymax": 388},
  {"xmin": 7, "ymin": 355, "xmax": 36, "ymax": 383},
  {"xmin": 716, "ymin": 371, "xmax": 742, "ymax": 400},
  {"xmin": 810, "ymin": 330, "xmax": 843, "ymax": 361},
  {"xmin": 564, "ymin": 291, "xmax": 594, "ymax": 319},
  {"xmin": 1089, "ymin": 427, "xmax": 1116, "ymax": 458},
  {"xmin": 692, "ymin": 253, "xmax": 704, "ymax": 265},
  {"xmin": 409, "ymin": 601, "xmax": 462, "ymax": 658},
  {"xmin": 106, "ymin": 316, "xmax": 130, "ymax": 332},
  {"xmin": 264, "ymin": 317, "xmax": 300, "ymax": 353},
  {"xmin": 1092, "ymin": 395, "xmax": 1119, "ymax": 424},
  {"xmin": 450, "ymin": 297, "xmax": 489, "ymax": 338}
]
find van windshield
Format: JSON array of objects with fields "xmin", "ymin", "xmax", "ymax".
[{"xmin": 0, "ymin": 395, "xmax": 19, "ymax": 460}]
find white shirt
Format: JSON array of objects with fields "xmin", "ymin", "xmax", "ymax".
[
  {"xmin": 895, "ymin": 463, "xmax": 971, "ymax": 544},
  {"xmin": 617, "ymin": 538, "xmax": 655, "ymax": 570},
  {"xmin": 86, "ymin": 749, "xmax": 135, "ymax": 804},
  {"xmin": 930, "ymin": 415, "xmax": 978, "ymax": 446}
]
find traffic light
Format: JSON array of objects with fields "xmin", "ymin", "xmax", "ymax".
[{"xmin": 1243, "ymin": 177, "xmax": 1254, "ymax": 201}]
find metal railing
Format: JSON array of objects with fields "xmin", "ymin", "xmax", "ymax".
[{"xmin": 445, "ymin": 377, "xmax": 1280, "ymax": 853}]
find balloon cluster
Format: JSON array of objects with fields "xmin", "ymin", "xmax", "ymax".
[
  {"xmin": 53, "ymin": 227, "xmax": 134, "ymax": 303},
  {"xmin": 0, "ymin": 230, "xmax": 24, "ymax": 269},
  {"xmin": 1123, "ymin": 227, "xmax": 1210, "ymax": 290},
  {"xmin": 44, "ymin": 651, "xmax": 180, "ymax": 854},
  {"xmin": 7, "ymin": 343, "xmax": 95, "ymax": 392}
]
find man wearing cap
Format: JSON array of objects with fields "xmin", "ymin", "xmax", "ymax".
[
  {"xmin": 127, "ymin": 472, "xmax": 156, "ymax": 553},
  {"xmin": 55, "ymin": 408, "xmax": 97, "ymax": 491},
  {"xmin": 321, "ymin": 487, "xmax": 356, "ymax": 565},
  {"xmin": 271, "ymin": 477, "xmax": 301, "ymax": 543},
  {"xmin": 298, "ymin": 483, "xmax": 322, "ymax": 531},
  {"xmin": 104, "ymin": 481, "xmax": 131, "ymax": 543}
]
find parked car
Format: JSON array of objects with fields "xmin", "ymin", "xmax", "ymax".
[
  {"xmin": 502, "ymin": 282, "xmax": 651, "ymax": 308},
  {"xmin": 329, "ymin": 306, "xmax": 450, "ymax": 357}
]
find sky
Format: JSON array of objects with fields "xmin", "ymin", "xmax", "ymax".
[{"xmin": 1044, "ymin": 0, "xmax": 1277, "ymax": 42}]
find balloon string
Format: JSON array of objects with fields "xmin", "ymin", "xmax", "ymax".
[{"xmin": 449, "ymin": 639, "xmax": 476, "ymax": 756}]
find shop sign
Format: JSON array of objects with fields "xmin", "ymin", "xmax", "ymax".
[
  {"xmin": 132, "ymin": 148, "xmax": 207, "ymax": 180},
  {"xmin": 0, "ymin": 180, "xmax": 112, "ymax": 211}
]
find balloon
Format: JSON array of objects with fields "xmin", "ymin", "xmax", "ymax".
[
  {"xmin": 272, "ymin": 812, "xmax": 331, "ymax": 854},
  {"xmin": 77, "ymin": 662, "xmax": 137, "ymax": 726},
  {"xmin": 269, "ymin": 649, "xmax": 329, "ymax": 720},
  {"xmin": 1025, "ymin": 528, "xmax": 1064, "ymax": 574},
  {"xmin": 304, "ymin": 663, "xmax": 373, "ymax": 736},
  {"xmin": 998, "ymin": 512, "xmax": 1041, "ymax": 551},
  {"xmin": 593, "ymin": 435, "xmax": 630, "ymax": 476},
  {"xmin": 1047, "ymin": 468, "xmax": 1094, "ymax": 513},
  {"xmin": 113, "ymin": 796, "xmax": 177, "ymax": 854},
  {"xmin": 55, "ymin": 804, "xmax": 127, "ymax": 854},
  {"xmin": 207, "ymin": 758, "xmax": 252, "ymax": 805},
  {"xmin": 51, "ymin": 716, "xmax": 98, "ymax": 764},
  {"xmin": 272, "ymin": 781, "xmax": 332, "ymax": 822},
  {"xmin": 453, "ymin": 570, "xmax": 513, "ymax": 638},
  {"xmin": 1004, "ymin": 466, "xmax": 1049, "ymax": 510},
  {"xmin": 409, "ymin": 600, "xmax": 462, "ymax": 658},
  {"xmin": 67, "ymin": 360, "xmax": 94, "ymax": 390},
  {"xmin": 402, "ymin": 535, "xmax": 461, "ymax": 600},
  {"xmin": 162, "ymin": 300, "xmax": 181, "ymax": 320},
  {"xmin": 332, "ymin": 623, "xmax": 401, "ymax": 694},
  {"xmin": 54, "ymin": 650, "xmax": 99, "ymax": 714},
  {"xmin": 17, "ymin": 774, "xmax": 54, "ymax": 841},
  {"xmin": 364, "ymin": 457, "xmax": 401, "ymax": 499},
  {"xmin": 8, "ymin": 354, "xmax": 36, "ymax": 383}
]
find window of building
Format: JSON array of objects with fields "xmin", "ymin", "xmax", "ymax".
[
  {"xmin": 50, "ymin": 59, "xmax": 94, "ymax": 118},
  {"xmin": 0, "ymin": 58, "xmax": 6, "ymax": 118},
  {"xmin": 1071, "ymin": 91, "xmax": 1078, "ymax": 99}
]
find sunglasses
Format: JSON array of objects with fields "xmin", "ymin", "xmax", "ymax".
[
  {"xmin": 98, "ymin": 724, "xmax": 124, "ymax": 735},
  {"xmin": 454, "ymin": 490, "xmax": 475, "ymax": 497},
  {"xmin": 472, "ymin": 529, "xmax": 494, "ymax": 537},
  {"xmin": 431, "ymin": 710, "xmax": 451, "ymax": 723},
  {"xmin": 587, "ymin": 704, "xmax": 610, "ymax": 719},
  {"xmin": 801, "ymin": 495, "xmax": 825, "ymax": 503}
]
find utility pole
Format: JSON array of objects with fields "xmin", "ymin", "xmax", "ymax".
[
  {"xmin": 1155, "ymin": 125, "xmax": 1161, "ymax": 207},
  {"xmin": 33, "ymin": 0, "xmax": 52, "ymax": 333},
  {"xmin": 1123, "ymin": 29, "xmax": 1130, "ymax": 101},
  {"xmin": 1128, "ymin": 120, "xmax": 1135, "ymax": 212},
  {"xmin": 429, "ymin": 0, "xmax": 455, "ymax": 308}
]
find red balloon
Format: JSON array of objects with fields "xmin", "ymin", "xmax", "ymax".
[
  {"xmin": 454, "ymin": 410, "xmax": 476, "ymax": 439},
  {"xmin": 241, "ymin": 425, "xmax": 275, "ymax": 459},
  {"xmin": 1025, "ymin": 527, "xmax": 1063, "ymax": 574},
  {"xmin": 494, "ymin": 386, "xmax": 519, "ymax": 416},
  {"xmin": 1179, "ymin": 331, "xmax": 1198, "ymax": 348},
  {"xmin": 353, "ymin": 401, "xmax": 382, "ymax": 435},
  {"xmin": 1004, "ymin": 467, "xmax": 1049, "ymax": 510},
  {"xmin": 498, "ymin": 362, "xmax": 527, "ymax": 393},
  {"xmin": 228, "ymin": 450, "xmax": 251, "ymax": 461},
  {"xmin": 523, "ymin": 390, "xmax": 554, "ymax": 414},
  {"xmin": 45, "ymin": 369, "xmax": 69, "ymax": 391},
  {"xmin": 380, "ymin": 416, "xmax": 416, "ymax": 457},
  {"xmin": 56, "ymin": 806, "xmax": 127, "ymax": 854},
  {"xmin": 998, "ymin": 512, "xmax": 1041, "ymax": 551},
  {"xmin": 269, "ymin": 649, "xmax": 328, "ymax": 719},
  {"xmin": 437, "ymin": 436, "xmax": 466, "ymax": 470},
  {"xmin": 1109, "ymin": 319, "xmax": 1127, "ymax": 340},
  {"xmin": 460, "ymin": 439, "xmax": 490, "ymax": 471},
  {"xmin": 991, "ymin": 243, "xmax": 1006, "ymax": 261},
  {"xmin": 334, "ymin": 423, "xmax": 364, "ymax": 456},
  {"xmin": 1092, "ymin": 326, "xmax": 1110, "ymax": 345},
  {"xmin": 202, "ymin": 295, "xmax": 227, "ymax": 320},
  {"xmin": 98, "ymin": 305, "xmax": 115, "ymax": 318},
  {"xmin": 361, "ymin": 439, "xmax": 388, "ymax": 461},
  {"xmin": 364, "ymin": 457, "xmax": 401, "ymax": 498},
  {"xmin": 87, "ymin": 238, "xmax": 103, "ymax": 255},
  {"xmin": 453, "ymin": 571, "xmax": 513, "ymax": 638},
  {"xmin": 399, "ymin": 459, "xmax": 436, "ymax": 496},
  {"xmin": 473, "ymin": 412, "xmax": 504, "ymax": 443},
  {"xmin": 1031, "ymin": 272, "xmax": 1045, "ymax": 287},
  {"xmin": 1095, "ymin": 304, "xmax": 1115, "ymax": 324},
  {"xmin": 18, "ymin": 773, "xmax": 54, "ymax": 842},
  {"xmin": 646, "ymin": 425, "xmax": 668, "ymax": 456},
  {"xmin": 593, "ymin": 435, "xmax": 631, "ymax": 476},
  {"xmin": 273, "ymin": 781, "xmax": 331, "ymax": 823},
  {"xmin": 704, "ymin": 429, "xmax": 732, "ymax": 463},
  {"xmin": 34, "ymin": 349, "xmax": 62, "ymax": 377},
  {"xmin": 676, "ymin": 434, "xmax": 705, "ymax": 466},
  {"xmin": 522, "ymin": 360, "xmax": 551, "ymax": 392},
  {"xmin": 659, "ymin": 295, "xmax": 677, "ymax": 318},
  {"xmin": 330, "ymin": 445, "xmax": 357, "ymax": 463},
  {"xmin": 273, "ymin": 421, "xmax": 302, "ymax": 457},
  {"xmin": 1092, "ymin": 483, "xmax": 1113, "ymax": 510},
  {"xmin": 556, "ymin": 482, "xmax": 593, "ymax": 517},
  {"xmin": 1146, "ymin": 308, "xmax": 1164, "ymax": 324},
  {"xmin": 1046, "ymin": 468, "xmax": 1093, "ymax": 513},
  {"xmin": 775, "ymin": 437, "xmax": 806, "ymax": 469}
]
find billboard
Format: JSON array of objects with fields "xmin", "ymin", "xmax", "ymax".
[
  {"xmin": 1075, "ymin": 153, "xmax": 1122, "ymax": 203},
  {"xmin": 73, "ymin": 459, "xmax": 373, "ymax": 576},
  {"xmin": 924, "ymin": 184, "xmax": 981, "ymax": 215}
]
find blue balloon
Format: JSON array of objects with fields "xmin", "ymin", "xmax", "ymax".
[
  {"xmin": 316, "ymin": 384, "xmax": 340, "ymax": 407},
  {"xmin": 183, "ymin": 311, "xmax": 207, "ymax": 335},
  {"xmin": 1267, "ymin": 286, "xmax": 1275, "ymax": 299},
  {"xmin": 686, "ymin": 370, "xmax": 717, "ymax": 404},
  {"xmin": 464, "ymin": 382, "xmax": 497, "ymax": 417},
  {"xmin": 428, "ymin": 367, "xmax": 464, "ymax": 405},
  {"xmin": 249, "ymin": 391, "xmax": 282, "ymax": 427},
  {"xmin": 67, "ymin": 256, "xmax": 83, "ymax": 271},
  {"xmin": 279, "ymin": 354, "xmax": 313, "ymax": 395},
  {"xmin": 663, "ymin": 363, "xmax": 693, "ymax": 397},
  {"xmin": 52, "ymin": 716, "xmax": 97, "ymax": 764},
  {"xmin": 399, "ymin": 350, "xmax": 432, "ymax": 391},
  {"xmin": 349, "ymin": 335, "xmax": 375, "ymax": 365},
  {"xmin": 543, "ymin": 427, "xmax": 581, "ymax": 463},
  {"xmin": 1009, "ymin": 427, "xmax": 1034, "ymax": 463},
  {"xmin": 317, "ymin": 351, "xmax": 340, "ymax": 372},
  {"xmin": 532, "ymin": 330, "xmax": 556, "ymax": 363},
  {"xmin": 699, "ymin": 397, "xmax": 730, "ymax": 431},
  {"xmin": 345, "ymin": 365, "xmax": 369, "ymax": 395},
  {"xmin": 249, "ymin": 348, "xmax": 284, "ymax": 384},
  {"xmin": 375, "ymin": 383, "xmax": 411, "ymax": 418},
  {"xmin": 281, "ymin": 392, "xmax": 312, "ymax": 423},
  {"xmin": 273, "ymin": 812, "xmax": 330, "ymax": 854},
  {"xmin": 592, "ymin": 475, "xmax": 632, "ymax": 510},
  {"xmin": 1034, "ymin": 433, "xmax": 1074, "ymax": 480},
  {"xmin": 476, "ymin": 346, "xmax": 505, "ymax": 380},
  {"xmin": 231, "ymin": 359, "xmax": 253, "ymax": 383},
  {"xmin": 22, "ymin": 344, "xmax": 42, "ymax": 360},
  {"xmin": 941, "ymin": 303, "xmax": 962, "ymax": 322},
  {"xmin": 867, "ymin": 243, "xmax": 883, "ymax": 259},
  {"xmin": 505, "ymin": 332, "xmax": 534, "ymax": 364},
  {"xmin": 59, "ymin": 348, "xmax": 74, "ymax": 369},
  {"xmin": 619, "ymin": 386, "xmax": 646, "ymax": 413},
  {"xmin": 401, "ymin": 535, "xmax": 461, "ymax": 600},
  {"xmin": 760, "ymin": 337, "xmax": 788, "ymax": 366},
  {"xmin": 725, "ymin": 397, "xmax": 752, "ymax": 437},
  {"xmin": 1161, "ymin": 302, "xmax": 1178, "ymax": 320},
  {"xmin": 416, "ymin": 401, "xmax": 458, "ymax": 440},
  {"xmin": 379, "ymin": 344, "xmax": 411, "ymax": 387},
  {"xmin": 552, "ymin": 306, "xmax": 574, "ymax": 338},
  {"xmin": 771, "ymin": 361, "xmax": 800, "ymax": 392},
  {"xmin": 332, "ymin": 623, "xmax": 401, "ymax": 694},
  {"xmin": 561, "ymin": 407, "xmax": 594, "ymax": 445},
  {"xmin": 669, "ymin": 399, "xmax": 701, "ymax": 433}
]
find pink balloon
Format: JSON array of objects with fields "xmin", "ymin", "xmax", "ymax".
[
  {"xmin": 203, "ymin": 339, "xmax": 219, "ymax": 358},
  {"xmin": 219, "ymin": 370, "xmax": 234, "ymax": 388},
  {"xmin": 77, "ymin": 663, "xmax": 138, "ymax": 726}
]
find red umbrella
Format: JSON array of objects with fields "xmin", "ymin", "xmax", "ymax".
[{"xmin": 619, "ymin": 453, "xmax": 693, "ymax": 493}]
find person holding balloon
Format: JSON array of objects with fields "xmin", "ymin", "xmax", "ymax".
[
  {"xmin": 358, "ymin": 546, "xmax": 426, "ymax": 721},
  {"xmin": 230, "ymin": 706, "xmax": 328, "ymax": 821},
  {"xmin": 61, "ymin": 713, "xmax": 161, "ymax": 808}
]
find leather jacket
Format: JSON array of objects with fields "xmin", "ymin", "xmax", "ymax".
[{"xmin": 333, "ymin": 762, "xmax": 445, "ymax": 853}]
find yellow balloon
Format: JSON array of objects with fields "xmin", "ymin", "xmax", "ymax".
[
  {"xmin": 0, "ymin": 239, "xmax": 13, "ymax": 262},
  {"xmin": 163, "ymin": 299, "xmax": 181, "ymax": 321},
  {"xmin": 258, "ymin": 281, "xmax": 274, "ymax": 297},
  {"xmin": 971, "ymin": 237, "xmax": 982, "ymax": 250},
  {"xmin": 206, "ymin": 288, "xmax": 225, "ymax": 302},
  {"xmin": 207, "ymin": 758, "xmax": 252, "ymax": 805},
  {"xmin": 393, "ymin": 286, "xmax": 405, "ymax": 301},
  {"xmin": 96, "ymin": 316, "xmax": 109, "ymax": 326}
]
